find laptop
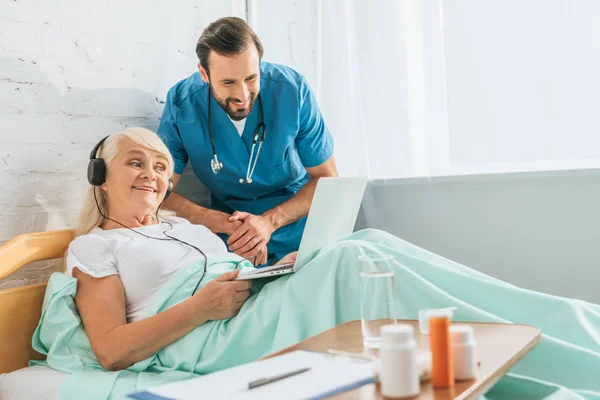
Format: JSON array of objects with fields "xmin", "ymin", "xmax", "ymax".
[{"xmin": 236, "ymin": 176, "xmax": 368, "ymax": 280}]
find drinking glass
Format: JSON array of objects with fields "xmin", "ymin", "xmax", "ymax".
[{"xmin": 359, "ymin": 254, "xmax": 397, "ymax": 348}]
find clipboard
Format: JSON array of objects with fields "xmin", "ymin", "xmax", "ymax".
[{"xmin": 128, "ymin": 350, "xmax": 376, "ymax": 400}]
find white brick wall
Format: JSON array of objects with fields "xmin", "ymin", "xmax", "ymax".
[
  {"xmin": 250, "ymin": 0, "xmax": 319, "ymax": 88},
  {"xmin": 0, "ymin": 0, "xmax": 255, "ymax": 286}
]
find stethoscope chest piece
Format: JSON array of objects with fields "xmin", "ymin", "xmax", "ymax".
[{"xmin": 211, "ymin": 155, "xmax": 223, "ymax": 174}]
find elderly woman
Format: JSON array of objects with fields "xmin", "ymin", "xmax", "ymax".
[
  {"xmin": 69, "ymin": 127, "xmax": 273, "ymax": 370},
  {"xmin": 7, "ymin": 127, "xmax": 598, "ymax": 400}
]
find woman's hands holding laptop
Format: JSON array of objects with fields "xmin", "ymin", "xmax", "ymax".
[
  {"xmin": 189, "ymin": 270, "xmax": 252, "ymax": 323},
  {"xmin": 187, "ymin": 253, "xmax": 296, "ymax": 325}
]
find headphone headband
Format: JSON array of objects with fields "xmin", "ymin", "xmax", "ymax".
[{"xmin": 90, "ymin": 136, "xmax": 109, "ymax": 160}]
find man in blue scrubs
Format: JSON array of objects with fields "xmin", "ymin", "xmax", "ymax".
[{"xmin": 158, "ymin": 17, "xmax": 338, "ymax": 265}]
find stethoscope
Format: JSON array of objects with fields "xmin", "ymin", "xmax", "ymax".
[{"xmin": 207, "ymin": 87, "xmax": 266, "ymax": 184}]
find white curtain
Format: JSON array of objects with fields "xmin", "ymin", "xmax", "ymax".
[
  {"xmin": 313, "ymin": 0, "xmax": 448, "ymax": 179},
  {"xmin": 312, "ymin": 0, "xmax": 600, "ymax": 179}
]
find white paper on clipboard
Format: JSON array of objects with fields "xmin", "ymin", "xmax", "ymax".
[{"xmin": 133, "ymin": 350, "xmax": 376, "ymax": 400}]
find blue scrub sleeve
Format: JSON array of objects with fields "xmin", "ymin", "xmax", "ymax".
[
  {"xmin": 157, "ymin": 89, "xmax": 188, "ymax": 174},
  {"xmin": 295, "ymin": 77, "xmax": 334, "ymax": 168}
]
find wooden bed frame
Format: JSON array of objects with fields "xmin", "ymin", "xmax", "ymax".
[{"xmin": 0, "ymin": 229, "xmax": 74, "ymax": 374}]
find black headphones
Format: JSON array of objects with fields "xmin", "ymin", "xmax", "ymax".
[{"xmin": 87, "ymin": 135, "xmax": 174, "ymax": 201}]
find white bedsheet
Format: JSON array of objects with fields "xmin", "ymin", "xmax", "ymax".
[{"xmin": 0, "ymin": 365, "xmax": 68, "ymax": 400}]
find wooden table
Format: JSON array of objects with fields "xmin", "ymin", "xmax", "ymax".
[{"xmin": 269, "ymin": 320, "xmax": 540, "ymax": 400}]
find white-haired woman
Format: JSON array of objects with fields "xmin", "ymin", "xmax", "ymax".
[{"xmin": 67, "ymin": 127, "xmax": 292, "ymax": 370}]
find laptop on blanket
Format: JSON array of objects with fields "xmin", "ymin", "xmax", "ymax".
[{"xmin": 236, "ymin": 176, "xmax": 368, "ymax": 280}]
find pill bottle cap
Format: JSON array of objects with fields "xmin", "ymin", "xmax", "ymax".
[
  {"xmin": 381, "ymin": 323, "xmax": 414, "ymax": 345},
  {"xmin": 418, "ymin": 307, "xmax": 457, "ymax": 334},
  {"xmin": 450, "ymin": 324, "xmax": 475, "ymax": 344}
]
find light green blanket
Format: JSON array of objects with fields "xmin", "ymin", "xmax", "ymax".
[{"xmin": 30, "ymin": 229, "xmax": 600, "ymax": 399}]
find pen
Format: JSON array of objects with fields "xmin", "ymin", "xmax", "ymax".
[{"xmin": 247, "ymin": 367, "xmax": 311, "ymax": 390}]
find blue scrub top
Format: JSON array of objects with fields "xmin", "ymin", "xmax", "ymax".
[{"xmin": 158, "ymin": 62, "xmax": 334, "ymax": 261}]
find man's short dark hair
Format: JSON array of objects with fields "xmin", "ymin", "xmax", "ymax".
[{"xmin": 196, "ymin": 17, "xmax": 264, "ymax": 75}]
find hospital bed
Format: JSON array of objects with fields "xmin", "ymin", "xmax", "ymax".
[{"xmin": 0, "ymin": 229, "xmax": 74, "ymax": 399}]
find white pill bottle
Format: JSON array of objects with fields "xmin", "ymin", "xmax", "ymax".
[
  {"xmin": 450, "ymin": 325, "xmax": 477, "ymax": 380},
  {"xmin": 380, "ymin": 324, "xmax": 420, "ymax": 398}
]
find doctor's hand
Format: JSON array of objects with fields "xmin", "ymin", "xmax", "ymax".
[{"xmin": 227, "ymin": 212, "xmax": 274, "ymax": 265}]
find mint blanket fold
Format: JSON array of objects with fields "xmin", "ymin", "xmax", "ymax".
[{"xmin": 29, "ymin": 229, "xmax": 600, "ymax": 399}]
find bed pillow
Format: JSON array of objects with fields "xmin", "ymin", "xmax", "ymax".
[{"xmin": 0, "ymin": 365, "xmax": 68, "ymax": 400}]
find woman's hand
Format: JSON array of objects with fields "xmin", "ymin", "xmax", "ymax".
[
  {"xmin": 189, "ymin": 270, "xmax": 252, "ymax": 324},
  {"xmin": 276, "ymin": 252, "xmax": 298, "ymax": 265}
]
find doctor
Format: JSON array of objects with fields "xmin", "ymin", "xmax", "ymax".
[{"xmin": 158, "ymin": 17, "xmax": 338, "ymax": 265}]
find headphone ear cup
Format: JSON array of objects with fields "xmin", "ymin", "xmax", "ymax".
[
  {"xmin": 163, "ymin": 179, "xmax": 174, "ymax": 201},
  {"xmin": 87, "ymin": 158, "xmax": 106, "ymax": 186}
]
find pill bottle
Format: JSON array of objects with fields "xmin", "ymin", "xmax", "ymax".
[
  {"xmin": 450, "ymin": 324, "xmax": 477, "ymax": 380},
  {"xmin": 429, "ymin": 309, "xmax": 454, "ymax": 388},
  {"xmin": 380, "ymin": 324, "xmax": 420, "ymax": 398}
]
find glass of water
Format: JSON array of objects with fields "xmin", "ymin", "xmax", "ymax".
[{"xmin": 359, "ymin": 254, "xmax": 397, "ymax": 348}]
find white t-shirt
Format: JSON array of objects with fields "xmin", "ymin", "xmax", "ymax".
[
  {"xmin": 229, "ymin": 117, "xmax": 246, "ymax": 136},
  {"xmin": 66, "ymin": 216, "xmax": 227, "ymax": 322}
]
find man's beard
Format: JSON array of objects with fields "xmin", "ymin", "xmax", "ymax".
[{"xmin": 211, "ymin": 86, "xmax": 257, "ymax": 121}]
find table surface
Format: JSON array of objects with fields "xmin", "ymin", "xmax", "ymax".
[{"xmin": 268, "ymin": 320, "xmax": 541, "ymax": 400}]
